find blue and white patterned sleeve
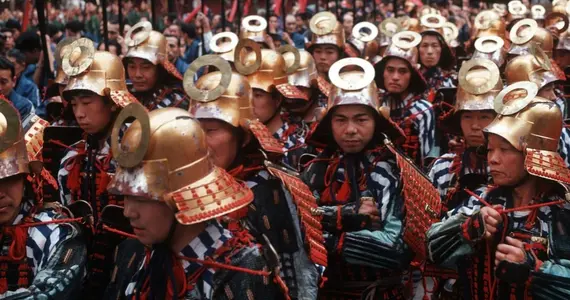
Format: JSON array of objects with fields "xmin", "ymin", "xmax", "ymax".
[
  {"xmin": 57, "ymin": 148, "xmax": 79, "ymax": 207},
  {"xmin": 0, "ymin": 210, "xmax": 87, "ymax": 299},
  {"xmin": 559, "ymin": 127, "xmax": 570, "ymax": 168},
  {"xmin": 412, "ymin": 99, "xmax": 437, "ymax": 161},
  {"xmin": 428, "ymin": 154, "xmax": 456, "ymax": 200},
  {"xmin": 339, "ymin": 158, "xmax": 407, "ymax": 271}
]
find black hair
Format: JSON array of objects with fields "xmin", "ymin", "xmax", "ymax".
[
  {"xmin": 295, "ymin": 12, "xmax": 310, "ymax": 21},
  {"xmin": 164, "ymin": 34, "xmax": 181, "ymax": 46},
  {"xmin": 180, "ymin": 23, "xmax": 197, "ymax": 40},
  {"xmin": 6, "ymin": 49, "xmax": 25, "ymax": 65},
  {"xmin": 15, "ymin": 31, "xmax": 41, "ymax": 53},
  {"xmin": 0, "ymin": 56, "xmax": 15, "ymax": 77},
  {"xmin": 65, "ymin": 20, "xmax": 85, "ymax": 33},
  {"xmin": 47, "ymin": 23, "xmax": 62, "ymax": 38},
  {"xmin": 0, "ymin": 28, "xmax": 13, "ymax": 35},
  {"xmin": 5, "ymin": 19, "xmax": 21, "ymax": 31},
  {"xmin": 106, "ymin": 39, "xmax": 123, "ymax": 55}
]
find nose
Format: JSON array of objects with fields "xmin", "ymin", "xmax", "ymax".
[
  {"xmin": 74, "ymin": 104, "xmax": 86, "ymax": 119},
  {"xmin": 123, "ymin": 200, "xmax": 138, "ymax": 220},
  {"xmin": 487, "ymin": 149, "xmax": 500, "ymax": 165},
  {"xmin": 346, "ymin": 121, "xmax": 357, "ymax": 134}
]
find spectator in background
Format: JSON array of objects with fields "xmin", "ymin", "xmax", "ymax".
[
  {"xmin": 211, "ymin": 14, "xmax": 221, "ymax": 31},
  {"xmin": 295, "ymin": 12, "xmax": 309, "ymax": 35},
  {"xmin": 15, "ymin": 32, "xmax": 42, "ymax": 83},
  {"xmin": 1, "ymin": 28, "xmax": 14, "ymax": 52},
  {"xmin": 284, "ymin": 14, "xmax": 305, "ymax": 48},
  {"xmin": 65, "ymin": 20, "xmax": 84, "ymax": 39},
  {"xmin": 0, "ymin": 56, "xmax": 33, "ymax": 124},
  {"xmin": 269, "ymin": 33, "xmax": 283, "ymax": 48},
  {"xmin": 47, "ymin": 23, "xmax": 64, "ymax": 45},
  {"xmin": 168, "ymin": 23, "xmax": 182, "ymax": 38},
  {"xmin": 6, "ymin": 49, "xmax": 40, "ymax": 110},
  {"xmin": 181, "ymin": 23, "xmax": 199, "ymax": 63},
  {"xmin": 5, "ymin": 19, "xmax": 21, "ymax": 40},
  {"xmin": 342, "ymin": 12, "xmax": 354, "ymax": 38},
  {"xmin": 85, "ymin": 0, "xmax": 100, "ymax": 43},
  {"xmin": 268, "ymin": 14, "xmax": 280, "ymax": 34},
  {"xmin": 97, "ymin": 39, "xmax": 122, "ymax": 56},
  {"xmin": 165, "ymin": 34, "xmax": 189, "ymax": 75}
]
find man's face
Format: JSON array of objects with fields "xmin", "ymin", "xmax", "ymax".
[
  {"xmin": 252, "ymin": 89, "xmax": 281, "ymax": 124},
  {"xmin": 126, "ymin": 57, "xmax": 159, "ymax": 92},
  {"xmin": 286, "ymin": 16, "xmax": 297, "ymax": 34},
  {"xmin": 108, "ymin": 23, "xmax": 120, "ymax": 40},
  {"xmin": 487, "ymin": 134, "xmax": 527, "ymax": 187},
  {"xmin": 313, "ymin": 45, "xmax": 339, "ymax": 75},
  {"xmin": 296, "ymin": 16, "xmax": 304, "ymax": 30},
  {"xmin": 0, "ymin": 69, "xmax": 15, "ymax": 97},
  {"xmin": 124, "ymin": 196, "xmax": 175, "ymax": 245},
  {"xmin": 383, "ymin": 58, "xmax": 412, "ymax": 94},
  {"xmin": 169, "ymin": 25, "xmax": 181, "ymax": 38},
  {"xmin": 70, "ymin": 93, "xmax": 114, "ymax": 135},
  {"xmin": 0, "ymin": 175, "xmax": 24, "ymax": 225},
  {"xmin": 199, "ymin": 119, "xmax": 240, "ymax": 170},
  {"xmin": 460, "ymin": 110, "xmax": 495, "ymax": 147},
  {"xmin": 419, "ymin": 35, "xmax": 442, "ymax": 68},
  {"xmin": 3, "ymin": 31, "xmax": 14, "ymax": 50},
  {"xmin": 166, "ymin": 36, "xmax": 180, "ymax": 62},
  {"xmin": 269, "ymin": 16, "xmax": 279, "ymax": 31},
  {"xmin": 538, "ymin": 83, "xmax": 556, "ymax": 101},
  {"xmin": 343, "ymin": 15, "xmax": 354, "ymax": 36},
  {"xmin": 6, "ymin": 56, "xmax": 24, "ymax": 77},
  {"xmin": 331, "ymin": 105, "xmax": 376, "ymax": 153}
]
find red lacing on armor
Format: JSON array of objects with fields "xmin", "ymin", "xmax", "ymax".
[
  {"xmin": 102, "ymin": 225, "xmax": 137, "ymax": 239},
  {"xmin": 50, "ymin": 139, "xmax": 120, "ymax": 218},
  {"xmin": 0, "ymin": 215, "xmax": 82, "ymax": 293},
  {"xmin": 464, "ymin": 188, "xmax": 564, "ymax": 300},
  {"xmin": 145, "ymin": 88, "xmax": 188, "ymax": 111},
  {"xmin": 319, "ymin": 156, "xmax": 366, "ymax": 205}
]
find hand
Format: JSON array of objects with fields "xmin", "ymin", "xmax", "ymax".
[
  {"xmin": 282, "ymin": 32, "xmax": 292, "ymax": 44},
  {"xmin": 358, "ymin": 199, "xmax": 379, "ymax": 217},
  {"xmin": 495, "ymin": 236, "xmax": 526, "ymax": 267},
  {"xmin": 480, "ymin": 205, "xmax": 502, "ymax": 239}
]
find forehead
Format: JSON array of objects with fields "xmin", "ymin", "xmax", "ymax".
[
  {"xmin": 332, "ymin": 104, "xmax": 373, "ymax": 117},
  {"xmin": 286, "ymin": 16, "xmax": 296, "ymax": 22},
  {"xmin": 0, "ymin": 69, "xmax": 12, "ymax": 78},
  {"xmin": 315, "ymin": 45, "xmax": 337, "ymax": 51},
  {"xmin": 166, "ymin": 36, "xmax": 178, "ymax": 44},
  {"xmin": 421, "ymin": 35, "xmax": 440, "ymax": 43},
  {"xmin": 127, "ymin": 57, "xmax": 153, "ymax": 65},
  {"xmin": 385, "ymin": 58, "xmax": 409, "ymax": 69}
]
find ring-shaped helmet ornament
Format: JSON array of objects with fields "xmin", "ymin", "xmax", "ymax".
[
  {"xmin": 328, "ymin": 57, "xmax": 375, "ymax": 91},
  {"xmin": 509, "ymin": 19, "xmax": 538, "ymax": 45},
  {"xmin": 474, "ymin": 10, "xmax": 500, "ymax": 30},
  {"xmin": 184, "ymin": 55, "xmax": 232, "ymax": 101},
  {"xmin": 310, "ymin": 12, "xmax": 337, "ymax": 35},
  {"xmin": 509, "ymin": 1, "xmax": 527, "ymax": 16},
  {"xmin": 233, "ymin": 39, "xmax": 262, "ymax": 75},
  {"xmin": 380, "ymin": 18, "xmax": 402, "ymax": 37},
  {"xmin": 111, "ymin": 102, "xmax": 151, "ymax": 168},
  {"xmin": 458, "ymin": 59, "xmax": 500, "ymax": 95},
  {"xmin": 474, "ymin": 36, "xmax": 505, "ymax": 53},
  {"xmin": 352, "ymin": 22, "xmax": 379, "ymax": 43},
  {"xmin": 493, "ymin": 3, "xmax": 508, "ymax": 16},
  {"xmin": 209, "ymin": 32, "xmax": 239, "ymax": 54},
  {"xmin": 242, "ymin": 15, "xmax": 268, "ymax": 33},
  {"xmin": 61, "ymin": 38, "xmax": 95, "ymax": 77},
  {"xmin": 420, "ymin": 14, "xmax": 446, "ymax": 29},
  {"xmin": 0, "ymin": 100, "xmax": 21, "ymax": 153},
  {"xmin": 545, "ymin": 12, "xmax": 570, "ymax": 34},
  {"xmin": 493, "ymin": 81, "xmax": 539, "ymax": 115},
  {"xmin": 529, "ymin": 43, "xmax": 552, "ymax": 71},
  {"xmin": 392, "ymin": 31, "xmax": 422, "ymax": 49},
  {"xmin": 443, "ymin": 22, "xmax": 459, "ymax": 43},
  {"xmin": 531, "ymin": 5, "xmax": 546, "ymax": 18},
  {"xmin": 124, "ymin": 21, "xmax": 152, "ymax": 47},
  {"xmin": 55, "ymin": 37, "xmax": 78, "ymax": 69},
  {"xmin": 277, "ymin": 45, "xmax": 301, "ymax": 74}
]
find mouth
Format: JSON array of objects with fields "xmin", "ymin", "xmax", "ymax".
[{"xmin": 0, "ymin": 204, "xmax": 10, "ymax": 213}]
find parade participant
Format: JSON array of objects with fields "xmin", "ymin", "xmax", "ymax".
[
  {"xmin": 430, "ymin": 58, "xmax": 501, "ymax": 208},
  {"xmin": 0, "ymin": 55, "xmax": 33, "ymax": 126},
  {"xmin": 105, "ymin": 104, "xmax": 280, "ymax": 300},
  {"xmin": 165, "ymin": 34, "xmax": 189, "ymax": 75},
  {"xmin": 375, "ymin": 31, "xmax": 436, "ymax": 168},
  {"xmin": 188, "ymin": 55, "xmax": 325, "ymax": 299},
  {"xmin": 426, "ymin": 81, "xmax": 570, "ymax": 300},
  {"xmin": 345, "ymin": 22, "xmax": 381, "ymax": 63},
  {"xmin": 302, "ymin": 57, "xmax": 416, "ymax": 299},
  {"xmin": 531, "ymin": 4, "xmax": 546, "ymax": 27},
  {"xmin": 471, "ymin": 35, "xmax": 508, "ymax": 69},
  {"xmin": 0, "ymin": 99, "xmax": 87, "ymax": 298},
  {"xmin": 418, "ymin": 14, "xmax": 457, "ymax": 97},
  {"xmin": 470, "ymin": 10, "xmax": 507, "ymax": 48},
  {"xmin": 55, "ymin": 38, "xmax": 140, "ymax": 299},
  {"xmin": 503, "ymin": 45, "xmax": 570, "ymax": 169},
  {"xmin": 44, "ymin": 37, "xmax": 77, "ymax": 125},
  {"xmin": 508, "ymin": 18, "xmax": 554, "ymax": 57},
  {"xmin": 123, "ymin": 21, "xmax": 189, "ymax": 110},
  {"xmin": 553, "ymin": 22, "xmax": 570, "ymax": 72},
  {"xmin": 240, "ymin": 15, "xmax": 274, "ymax": 49},
  {"xmin": 377, "ymin": 18, "xmax": 403, "ymax": 57}
]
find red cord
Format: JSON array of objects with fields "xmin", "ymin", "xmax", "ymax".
[
  {"xmin": 177, "ymin": 255, "xmax": 271, "ymax": 277},
  {"xmin": 102, "ymin": 225, "xmax": 138, "ymax": 239}
]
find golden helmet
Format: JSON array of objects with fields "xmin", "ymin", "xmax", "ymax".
[
  {"xmin": 443, "ymin": 22, "xmax": 460, "ymax": 48},
  {"xmin": 492, "ymin": 3, "xmax": 508, "ymax": 17},
  {"xmin": 61, "ymin": 39, "xmax": 138, "ymax": 108},
  {"xmin": 0, "ymin": 99, "xmax": 29, "ymax": 180},
  {"xmin": 545, "ymin": 12, "xmax": 570, "ymax": 39},
  {"xmin": 375, "ymin": 31, "xmax": 427, "ymax": 94},
  {"xmin": 346, "ymin": 22, "xmax": 380, "ymax": 59},
  {"xmin": 107, "ymin": 104, "xmax": 254, "ymax": 225},
  {"xmin": 240, "ymin": 15, "xmax": 270, "ymax": 48},
  {"xmin": 54, "ymin": 37, "xmax": 78, "ymax": 85},
  {"xmin": 441, "ymin": 59, "xmax": 503, "ymax": 135},
  {"xmin": 473, "ymin": 10, "xmax": 507, "ymax": 40},
  {"xmin": 185, "ymin": 55, "xmax": 285, "ymax": 154},
  {"xmin": 307, "ymin": 11, "xmax": 345, "ymax": 52},
  {"xmin": 472, "ymin": 36, "xmax": 508, "ymax": 67},
  {"xmin": 507, "ymin": 1, "xmax": 528, "ymax": 21},
  {"xmin": 378, "ymin": 18, "xmax": 403, "ymax": 48},
  {"xmin": 275, "ymin": 49, "xmax": 318, "ymax": 101},
  {"xmin": 210, "ymin": 31, "xmax": 239, "ymax": 63},
  {"xmin": 420, "ymin": 14, "xmax": 446, "ymax": 36},
  {"xmin": 508, "ymin": 19, "xmax": 554, "ymax": 55},
  {"xmin": 505, "ymin": 45, "xmax": 566, "ymax": 88},
  {"xmin": 238, "ymin": 46, "xmax": 288, "ymax": 93},
  {"xmin": 123, "ymin": 21, "xmax": 183, "ymax": 81},
  {"xmin": 485, "ymin": 82, "xmax": 570, "ymax": 186},
  {"xmin": 308, "ymin": 58, "xmax": 404, "ymax": 146}
]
